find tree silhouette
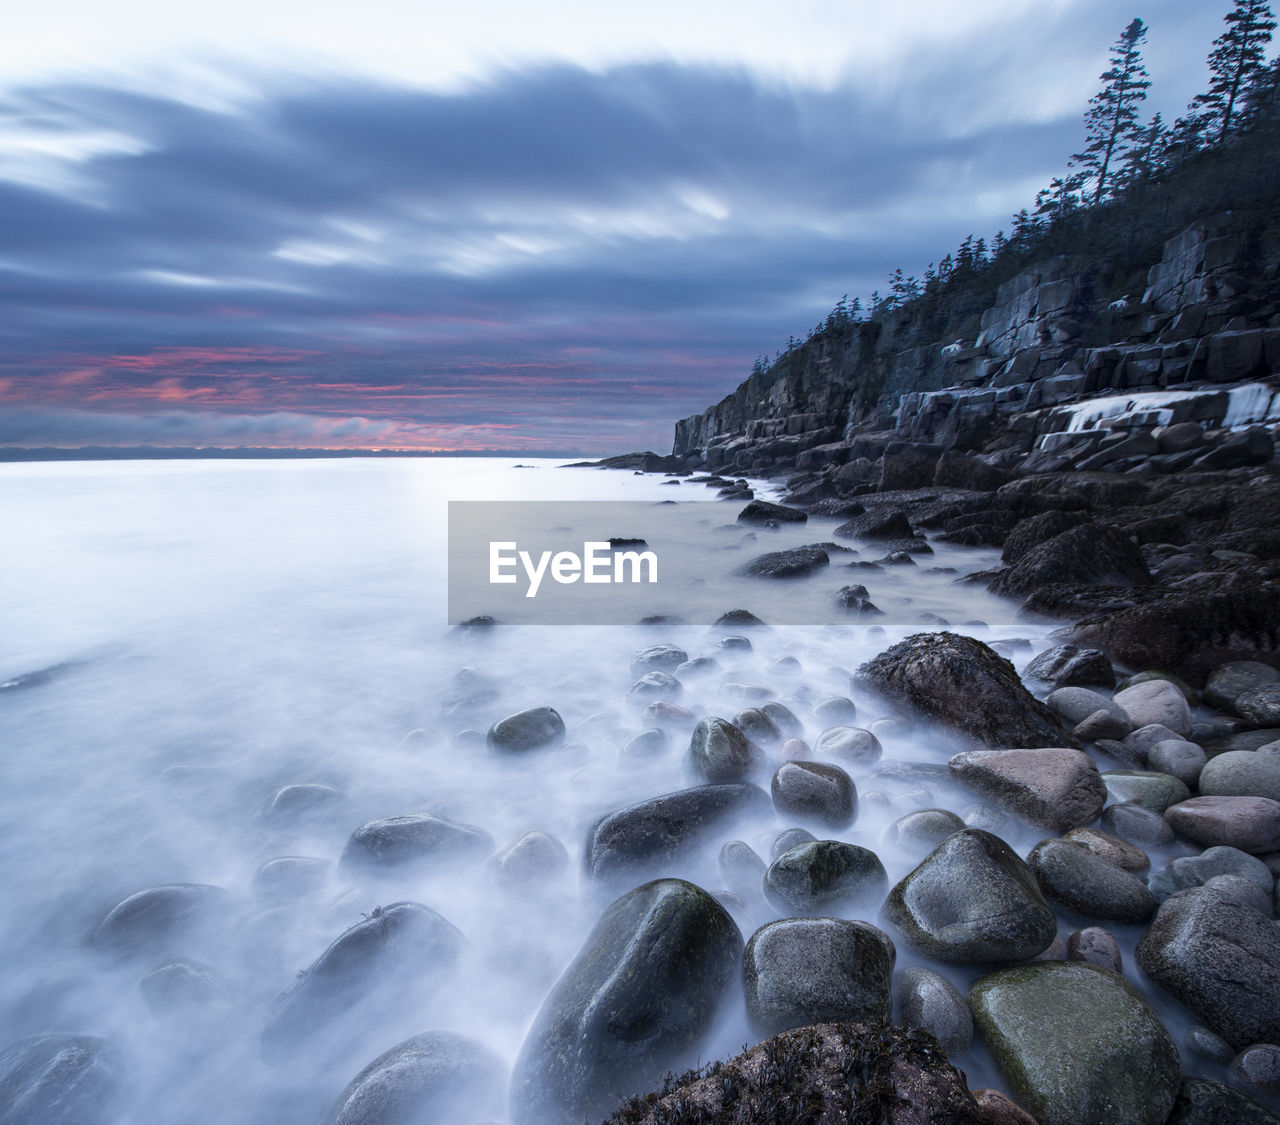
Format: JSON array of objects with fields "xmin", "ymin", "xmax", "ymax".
[
  {"xmin": 1072, "ymin": 18, "xmax": 1151, "ymax": 205},
  {"xmin": 1192, "ymin": 0, "xmax": 1276, "ymax": 144}
]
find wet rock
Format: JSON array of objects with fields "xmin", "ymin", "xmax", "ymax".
[
  {"xmin": 583, "ymin": 784, "xmax": 769, "ymax": 881},
  {"xmin": 687, "ymin": 717, "xmax": 754, "ymax": 782},
  {"xmin": 949, "ymin": 748, "xmax": 1105, "ymax": 831},
  {"xmin": 856, "ymin": 633, "xmax": 1076, "ymax": 750},
  {"xmin": 771, "ymin": 827, "xmax": 816, "ymax": 860},
  {"xmin": 509, "ymin": 879, "xmax": 740, "ymax": 1125},
  {"xmin": 1204, "ymin": 662, "xmax": 1280, "ymax": 713},
  {"xmin": 0, "ymin": 1034, "xmax": 126, "ymax": 1125},
  {"xmin": 761, "ymin": 701, "xmax": 803, "ymax": 738},
  {"xmin": 620, "ymin": 728, "xmax": 668, "ymax": 762},
  {"xmin": 1024, "ymin": 646, "xmax": 1115, "ymax": 691},
  {"xmin": 812, "ymin": 695, "xmax": 858, "ymax": 725},
  {"xmin": 1184, "ymin": 1026, "xmax": 1235, "ymax": 1064},
  {"xmin": 836, "ymin": 584, "xmax": 884, "ymax": 616},
  {"xmin": 599, "ymin": 1022, "xmax": 983, "ymax": 1125},
  {"xmin": 264, "ymin": 783, "xmax": 344, "ymax": 824},
  {"xmin": 1137, "ymin": 883, "xmax": 1280, "ymax": 1047},
  {"xmin": 1113, "ymin": 679, "xmax": 1194, "ymax": 737},
  {"xmin": 1103, "ymin": 770, "xmax": 1190, "ymax": 813},
  {"xmin": 836, "ymin": 508, "xmax": 914, "ymax": 541},
  {"xmin": 1061, "ymin": 827, "xmax": 1150, "ymax": 872},
  {"xmin": 896, "ymin": 966, "xmax": 973, "ymax": 1055},
  {"xmin": 972, "ymin": 1088, "xmax": 1039, "ymax": 1125},
  {"xmin": 90, "ymin": 883, "xmax": 230, "ymax": 958},
  {"xmin": 627, "ymin": 672, "xmax": 681, "ymax": 701},
  {"xmin": 1124, "ymin": 722, "xmax": 1186, "ymax": 757},
  {"xmin": 328, "ymin": 1031, "xmax": 506, "ymax": 1125},
  {"xmin": 739, "ymin": 547, "xmax": 829, "ymax": 579},
  {"xmin": 970, "ymin": 961, "xmax": 1179, "ymax": 1125},
  {"xmin": 1046, "ymin": 687, "xmax": 1129, "ymax": 729},
  {"xmin": 1230, "ymin": 1045, "xmax": 1280, "ymax": 1110},
  {"xmin": 1146, "ymin": 740, "xmax": 1207, "ymax": 787},
  {"xmin": 1199, "ymin": 744, "xmax": 1280, "ymax": 802},
  {"xmin": 734, "ymin": 708, "xmax": 781, "ymax": 747},
  {"xmin": 1001, "ymin": 511, "xmax": 1091, "ymax": 566},
  {"xmin": 738, "ymin": 500, "xmax": 807, "ymax": 524},
  {"xmin": 488, "ymin": 831, "xmax": 570, "ymax": 885},
  {"xmin": 642, "ymin": 702, "xmax": 696, "ymax": 730},
  {"xmin": 253, "ymin": 857, "xmax": 329, "ymax": 902},
  {"xmin": 139, "ymin": 960, "xmax": 230, "ymax": 1018},
  {"xmin": 1026, "ymin": 838, "xmax": 1155, "ymax": 923},
  {"xmin": 764, "ymin": 840, "xmax": 887, "ymax": 916},
  {"xmin": 881, "ymin": 829, "xmax": 1056, "ymax": 964},
  {"xmin": 674, "ymin": 656, "xmax": 720, "ymax": 679},
  {"xmin": 718, "ymin": 840, "xmax": 767, "ymax": 898},
  {"xmin": 1165, "ymin": 796, "xmax": 1280, "ymax": 853},
  {"xmin": 771, "ymin": 761, "xmax": 857, "ymax": 829},
  {"xmin": 743, "ymin": 918, "xmax": 894, "ymax": 1037},
  {"xmin": 989, "ymin": 523, "xmax": 1150, "ymax": 598},
  {"xmin": 487, "ymin": 707, "xmax": 566, "ymax": 753},
  {"xmin": 1067, "ymin": 926, "xmax": 1122, "ymax": 973},
  {"xmin": 340, "ymin": 814, "xmax": 494, "ymax": 873},
  {"xmin": 261, "ymin": 901, "xmax": 465, "ymax": 1063},
  {"xmin": 1166, "ymin": 1077, "xmax": 1280, "ymax": 1124},
  {"xmin": 629, "ymin": 645, "xmax": 688, "ymax": 679},
  {"xmin": 885, "ymin": 809, "xmax": 966, "ymax": 854},
  {"xmin": 713, "ymin": 609, "xmax": 766, "ymax": 629},
  {"xmin": 812, "ymin": 726, "xmax": 882, "ymax": 769},
  {"xmin": 1101, "ymin": 802, "xmax": 1176, "ymax": 845}
]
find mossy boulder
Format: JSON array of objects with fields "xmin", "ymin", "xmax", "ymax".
[{"xmin": 970, "ymin": 961, "xmax": 1179, "ymax": 1125}]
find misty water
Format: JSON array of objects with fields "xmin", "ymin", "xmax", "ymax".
[{"xmin": 0, "ymin": 458, "xmax": 1205, "ymax": 1122}]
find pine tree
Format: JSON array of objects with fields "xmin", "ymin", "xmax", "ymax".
[
  {"xmin": 1072, "ymin": 18, "xmax": 1151, "ymax": 206},
  {"xmin": 1119, "ymin": 113, "xmax": 1169, "ymax": 185},
  {"xmin": 1241, "ymin": 55, "xmax": 1280, "ymax": 126},
  {"xmin": 1192, "ymin": 0, "xmax": 1276, "ymax": 144}
]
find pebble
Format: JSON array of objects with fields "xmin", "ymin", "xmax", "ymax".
[
  {"xmin": 627, "ymin": 671, "xmax": 681, "ymax": 701},
  {"xmin": 1184, "ymin": 1025, "xmax": 1236, "ymax": 1064},
  {"xmin": 488, "ymin": 831, "xmax": 570, "ymax": 885},
  {"xmin": 629, "ymin": 644, "xmax": 688, "ymax": 679},
  {"xmin": 487, "ymin": 707, "xmax": 566, "ymax": 753},
  {"xmin": 340, "ymin": 814, "xmax": 494, "ymax": 873}
]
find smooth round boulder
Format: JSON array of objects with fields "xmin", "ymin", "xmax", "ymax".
[
  {"xmin": 1026, "ymin": 838, "xmax": 1156, "ymax": 923},
  {"xmin": 1146, "ymin": 740, "xmax": 1207, "ymax": 788},
  {"xmin": 811, "ymin": 726, "xmax": 882, "ymax": 770},
  {"xmin": 1101, "ymin": 802, "xmax": 1175, "ymax": 845},
  {"xmin": 718, "ymin": 840, "xmax": 767, "ymax": 898},
  {"xmin": 897, "ymin": 965, "xmax": 973, "ymax": 1055},
  {"xmin": 487, "ymin": 707, "xmax": 566, "ymax": 753},
  {"xmin": 629, "ymin": 645, "xmax": 688, "ymax": 680},
  {"xmin": 949, "ymin": 748, "xmax": 1105, "ymax": 831},
  {"xmin": 1229, "ymin": 1044, "xmax": 1280, "ymax": 1110},
  {"xmin": 1103, "ymin": 770, "xmax": 1190, "ymax": 812},
  {"xmin": 90, "ymin": 884, "xmax": 230, "ymax": 958},
  {"xmin": 252, "ymin": 856, "xmax": 329, "ymax": 903},
  {"xmin": 139, "ymin": 960, "xmax": 231, "ymax": 1018},
  {"xmin": 1061, "ymin": 827, "xmax": 1150, "ymax": 872},
  {"xmin": 0, "ymin": 1034, "xmax": 126, "ymax": 1125},
  {"xmin": 884, "ymin": 808, "xmax": 966, "ymax": 854},
  {"xmin": 970, "ymin": 961, "xmax": 1179, "ymax": 1125},
  {"xmin": 686, "ymin": 717, "xmax": 754, "ymax": 782},
  {"xmin": 340, "ymin": 814, "xmax": 494, "ymax": 873},
  {"xmin": 1165, "ymin": 796, "xmax": 1280, "ymax": 854},
  {"xmin": 1237, "ymin": 685, "xmax": 1280, "ymax": 728},
  {"xmin": 743, "ymin": 918, "xmax": 894, "ymax": 1038},
  {"xmin": 1184, "ymin": 1026, "xmax": 1235, "ymax": 1064},
  {"xmin": 1046, "ymin": 687, "xmax": 1127, "ymax": 729},
  {"xmin": 881, "ymin": 829, "xmax": 1057, "ymax": 964},
  {"xmin": 1167, "ymin": 1076, "xmax": 1280, "ymax": 1123},
  {"xmin": 261, "ymin": 901, "xmax": 465, "ymax": 1063},
  {"xmin": 764, "ymin": 840, "xmax": 887, "ymax": 916},
  {"xmin": 770, "ymin": 761, "xmax": 856, "ymax": 829},
  {"xmin": 508, "ymin": 879, "xmax": 741, "ymax": 1125},
  {"xmin": 1113, "ymin": 679, "xmax": 1194, "ymax": 737},
  {"xmin": 811, "ymin": 695, "xmax": 857, "ymax": 725},
  {"xmin": 328, "ymin": 1031, "xmax": 506, "ymax": 1125},
  {"xmin": 1199, "ymin": 745, "xmax": 1280, "ymax": 802},
  {"xmin": 264, "ymin": 782, "xmax": 344, "ymax": 824},
  {"xmin": 734, "ymin": 708, "xmax": 781, "ymax": 747},
  {"xmin": 1025, "ymin": 646, "xmax": 1115, "ymax": 692},
  {"xmin": 627, "ymin": 672, "xmax": 681, "ymax": 702},
  {"xmin": 619, "ymin": 728, "xmax": 668, "ymax": 762},
  {"xmin": 1066, "ymin": 927, "xmax": 1122, "ymax": 973},
  {"xmin": 761, "ymin": 702, "xmax": 803, "ymax": 738},
  {"xmin": 488, "ymin": 831, "xmax": 570, "ymax": 886},
  {"xmin": 1146, "ymin": 845, "xmax": 1274, "ymax": 904},
  {"xmin": 770, "ymin": 827, "xmax": 816, "ymax": 860}
]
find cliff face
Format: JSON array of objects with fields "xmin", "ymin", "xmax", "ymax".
[{"xmin": 672, "ymin": 210, "xmax": 1280, "ymax": 483}]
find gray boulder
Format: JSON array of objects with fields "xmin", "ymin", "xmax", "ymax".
[
  {"xmin": 764, "ymin": 840, "xmax": 888, "ymax": 916},
  {"xmin": 1137, "ymin": 883, "xmax": 1280, "ymax": 1047},
  {"xmin": 949, "ymin": 748, "xmax": 1105, "ymax": 831},
  {"xmin": 1146, "ymin": 740, "xmax": 1207, "ymax": 787},
  {"xmin": 0, "ymin": 1034, "xmax": 126, "ymax": 1125},
  {"xmin": 743, "ymin": 918, "xmax": 894, "ymax": 1037},
  {"xmin": 629, "ymin": 645, "xmax": 688, "ymax": 679},
  {"xmin": 770, "ymin": 761, "xmax": 856, "ymax": 829},
  {"xmin": 487, "ymin": 707, "xmax": 566, "ymax": 753},
  {"xmin": 1066, "ymin": 926, "xmax": 1122, "ymax": 973},
  {"xmin": 1061, "ymin": 827, "xmax": 1150, "ymax": 872},
  {"xmin": 717, "ymin": 840, "xmax": 767, "ymax": 898},
  {"xmin": 811, "ymin": 726, "xmax": 882, "ymax": 769},
  {"xmin": 1113, "ymin": 679, "xmax": 1194, "ymax": 737},
  {"xmin": 583, "ymin": 783, "xmax": 769, "ymax": 881},
  {"xmin": 327, "ymin": 1031, "xmax": 506, "ymax": 1125},
  {"xmin": 881, "ymin": 829, "xmax": 1057, "ymax": 963},
  {"xmin": 1164, "ymin": 796, "xmax": 1280, "ymax": 853},
  {"xmin": 896, "ymin": 966, "xmax": 973, "ymax": 1055},
  {"xmin": 488, "ymin": 831, "xmax": 570, "ymax": 886},
  {"xmin": 884, "ymin": 808, "xmax": 966, "ymax": 854},
  {"xmin": 1024, "ymin": 645, "xmax": 1115, "ymax": 691},
  {"xmin": 1203, "ymin": 662, "xmax": 1280, "ymax": 713},
  {"xmin": 855, "ymin": 633, "xmax": 1076, "ymax": 749},
  {"xmin": 1046, "ymin": 687, "xmax": 1127, "ymax": 729},
  {"xmin": 1199, "ymin": 744, "xmax": 1280, "ymax": 802},
  {"xmin": 970, "ymin": 961, "xmax": 1179, "ymax": 1125},
  {"xmin": 738, "ymin": 547, "xmax": 829, "ymax": 579},
  {"xmin": 687, "ymin": 717, "xmax": 754, "ymax": 782},
  {"xmin": 90, "ymin": 883, "xmax": 230, "ymax": 958},
  {"xmin": 508, "ymin": 879, "xmax": 741, "ymax": 1125},
  {"xmin": 1101, "ymin": 802, "xmax": 1176, "ymax": 845},
  {"xmin": 1146, "ymin": 845, "xmax": 1274, "ymax": 904},
  {"xmin": 1026, "ymin": 838, "xmax": 1156, "ymax": 923},
  {"xmin": 1167, "ymin": 1077, "xmax": 1280, "ymax": 1124},
  {"xmin": 1103, "ymin": 770, "xmax": 1191, "ymax": 813},
  {"xmin": 340, "ymin": 815, "xmax": 494, "ymax": 873}
]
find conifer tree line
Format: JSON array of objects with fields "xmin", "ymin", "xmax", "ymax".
[{"xmin": 756, "ymin": 0, "xmax": 1277, "ymax": 370}]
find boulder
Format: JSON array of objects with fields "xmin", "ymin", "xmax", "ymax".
[
  {"xmin": 737, "ymin": 500, "xmax": 807, "ymax": 524},
  {"xmin": 738, "ymin": 547, "xmax": 830, "ymax": 579},
  {"xmin": 261, "ymin": 901, "xmax": 464, "ymax": 1063},
  {"xmin": 1203, "ymin": 661, "xmax": 1280, "ymax": 713},
  {"xmin": 881, "ymin": 830, "xmax": 1057, "ymax": 963},
  {"xmin": 717, "ymin": 840, "xmax": 767, "ymax": 898},
  {"xmin": 764, "ymin": 840, "xmax": 888, "ymax": 916},
  {"xmin": 1061, "ymin": 827, "xmax": 1150, "ymax": 872},
  {"xmin": 1024, "ymin": 646, "xmax": 1115, "ymax": 691},
  {"xmin": 1101, "ymin": 802, "xmax": 1175, "ymax": 845},
  {"xmin": 1002, "ymin": 510, "xmax": 1091, "ymax": 566},
  {"xmin": 856, "ymin": 633, "xmax": 1076, "ymax": 750},
  {"xmin": 630, "ymin": 645, "xmax": 688, "ymax": 679},
  {"xmin": 1166, "ymin": 1077, "xmax": 1280, "ymax": 1125},
  {"xmin": 90, "ymin": 883, "xmax": 230, "ymax": 958},
  {"xmin": 989, "ymin": 524, "xmax": 1149, "ymax": 598},
  {"xmin": 770, "ymin": 761, "xmax": 857, "ymax": 828},
  {"xmin": 1025, "ymin": 838, "xmax": 1156, "ymax": 923},
  {"xmin": 1102, "ymin": 770, "xmax": 1191, "ymax": 813},
  {"xmin": 487, "ymin": 707, "xmax": 566, "ymax": 753},
  {"xmin": 884, "ymin": 809, "xmax": 967, "ymax": 854},
  {"xmin": 509, "ymin": 879, "xmax": 741, "ymax": 1125},
  {"xmin": 340, "ymin": 815, "xmax": 494, "ymax": 873},
  {"xmin": 896, "ymin": 966, "xmax": 974, "ymax": 1056},
  {"xmin": 836, "ymin": 508, "xmax": 915, "ymax": 541},
  {"xmin": 687, "ymin": 718, "xmax": 755, "ymax": 783},
  {"xmin": 1112, "ymin": 680, "xmax": 1193, "ymax": 737},
  {"xmin": 0, "ymin": 1034, "xmax": 126, "ymax": 1125},
  {"xmin": 1238, "ymin": 685, "xmax": 1280, "ymax": 728},
  {"xmin": 949, "ymin": 748, "xmax": 1105, "ymax": 831},
  {"xmin": 970, "ymin": 961, "xmax": 1179, "ymax": 1125},
  {"xmin": 488, "ymin": 831, "xmax": 570, "ymax": 886},
  {"xmin": 743, "ymin": 918, "xmax": 894, "ymax": 1037},
  {"xmin": 598, "ymin": 1022, "xmax": 983, "ymax": 1125},
  {"xmin": 583, "ymin": 784, "xmax": 769, "ymax": 881},
  {"xmin": 327, "ymin": 1031, "xmax": 506, "ymax": 1125},
  {"xmin": 1137, "ymin": 883, "xmax": 1280, "ymax": 1046},
  {"xmin": 812, "ymin": 726, "xmax": 882, "ymax": 769},
  {"xmin": 1198, "ymin": 744, "xmax": 1280, "ymax": 802},
  {"xmin": 139, "ymin": 960, "xmax": 231, "ymax": 1017},
  {"xmin": 1066, "ymin": 926, "xmax": 1123, "ymax": 973},
  {"xmin": 1164, "ymin": 796, "xmax": 1280, "ymax": 853}
]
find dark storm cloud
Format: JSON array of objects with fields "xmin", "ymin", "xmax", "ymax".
[{"xmin": 0, "ymin": 2, "xmax": 1233, "ymax": 449}]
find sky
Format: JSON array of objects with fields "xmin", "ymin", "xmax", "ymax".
[{"xmin": 0, "ymin": 0, "xmax": 1242, "ymax": 453}]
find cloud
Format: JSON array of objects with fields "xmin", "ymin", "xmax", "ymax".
[{"xmin": 0, "ymin": 3, "xmax": 1239, "ymax": 451}]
